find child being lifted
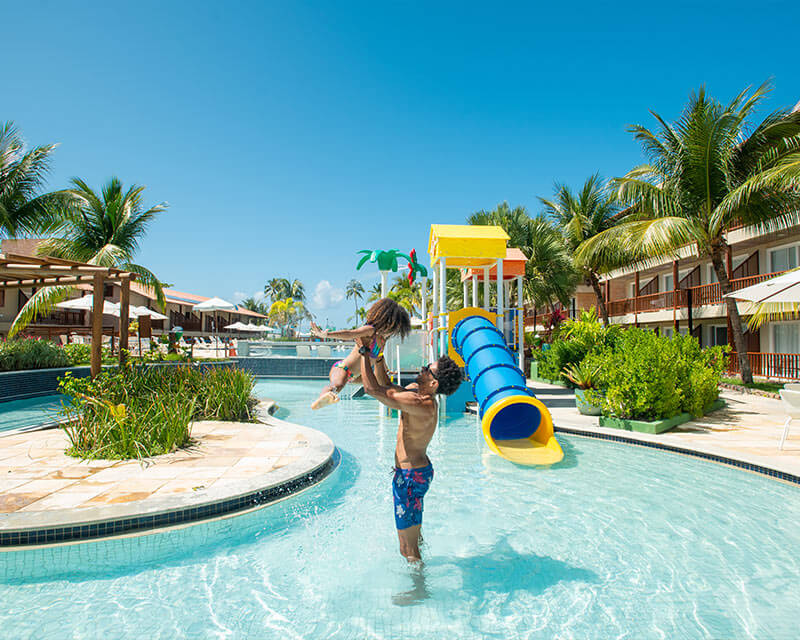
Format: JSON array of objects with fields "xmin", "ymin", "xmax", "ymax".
[{"xmin": 310, "ymin": 298, "xmax": 411, "ymax": 410}]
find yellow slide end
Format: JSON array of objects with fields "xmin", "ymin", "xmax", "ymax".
[{"xmin": 481, "ymin": 395, "xmax": 564, "ymax": 466}]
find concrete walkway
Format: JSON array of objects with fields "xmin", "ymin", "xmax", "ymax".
[{"xmin": 528, "ymin": 379, "xmax": 800, "ymax": 479}]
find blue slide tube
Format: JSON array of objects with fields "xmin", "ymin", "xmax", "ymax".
[{"xmin": 451, "ymin": 315, "xmax": 541, "ymax": 441}]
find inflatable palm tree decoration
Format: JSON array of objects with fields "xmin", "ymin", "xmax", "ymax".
[{"xmin": 356, "ymin": 249, "xmax": 412, "ymax": 297}]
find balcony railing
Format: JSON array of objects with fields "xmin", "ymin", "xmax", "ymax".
[
  {"xmin": 605, "ymin": 270, "xmax": 788, "ymax": 317},
  {"xmin": 728, "ymin": 352, "xmax": 800, "ymax": 380}
]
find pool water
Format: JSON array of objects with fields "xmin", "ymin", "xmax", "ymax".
[
  {"xmin": 0, "ymin": 395, "xmax": 63, "ymax": 433},
  {"xmin": 1, "ymin": 378, "xmax": 799, "ymax": 639}
]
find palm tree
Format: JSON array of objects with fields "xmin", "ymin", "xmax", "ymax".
[
  {"xmin": 10, "ymin": 177, "xmax": 167, "ymax": 336},
  {"xmin": 239, "ymin": 296, "xmax": 268, "ymax": 316},
  {"xmin": 576, "ymin": 82, "xmax": 800, "ymax": 383},
  {"xmin": 467, "ymin": 203, "xmax": 578, "ymax": 316},
  {"xmin": 467, "ymin": 202, "xmax": 532, "ymax": 249},
  {"xmin": 345, "ymin": 279, "xmax": 365, "ymax": 319},
  {"xmin": 0, "ymin": 121, "xmax": 69, "ymax": 238},
  {"xmin": 389, "ymin": 274, "xmax": 420, "ymax": 314},
  {"xmin": 367, "ymin": 282, "xmax": 382, "ymax": 302},
  {"xmin": 290, "ymin": 279, "xmax": 305, "ymax": 302},
  {"xmin": 264, "ymin": 277, "xmax": 291, "ymax": 302},
  {"xmin": 521, "ymin": 215, "xmax": 579, "ymax": 313},
  {"xmin": 539, "ymin": 174, "xmax": 623, "ymax": 325}
]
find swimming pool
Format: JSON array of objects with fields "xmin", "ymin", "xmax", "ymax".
[
  {"xmin": 0, "ymin": 395, "xmax": 63, "ymax": 434},
  {"xmin": 0, "ymin": 378, "xmax": 798, "ymax": 638}
]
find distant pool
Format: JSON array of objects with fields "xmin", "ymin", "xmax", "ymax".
[
  {"xmin": 0, "ymin": 378, "xmax": 798, "ymax": 638},
  {"xmin": 0, "ymin": 395, "xmax": 63, "ymax": 433}
]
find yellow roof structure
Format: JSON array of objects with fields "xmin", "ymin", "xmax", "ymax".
[{"xmin": 427, "ymin": 224, "xmax": 509, "ymax": 267}]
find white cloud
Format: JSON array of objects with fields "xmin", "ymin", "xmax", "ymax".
[
  {"xmin": 232, "ymin": 291, "xmax": 248, "ymax": 302},
  {"xmin": 311, "ymin": 280, "xmax": 345, "ymax": 310}
]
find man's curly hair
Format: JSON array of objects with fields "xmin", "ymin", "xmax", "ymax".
[
  {"xmin": 434, "ymin": 356, "xmax": 462, "ymax": 395},
  {"xmin": 366, "ymin": 298, "xmax": 411, "ymax": 339}
]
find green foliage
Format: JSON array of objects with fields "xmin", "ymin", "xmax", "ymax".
[
  {"xmin": 562, "ymin": 361, "xmax": 601, "ymax": 390},
  {"xmin": 58, "ymin": 365, "xmax": 256, "ymax": 460},
  {"xmin": 0, "ymin": 338, "xmax": 69, "ymax": 371},
  {"xmin": 585, "ymin": 329, "xmax": 728, "ymax": 421},
  {"xmin": 534, "ymin": 314, "xmax": 620, "ymax": 382},
  {"xmin": 62, "ymin": 343, "xmax": 91, "ymax": 365},
  {"xmin": 720, "ymin": 377, "xmax": 784, "ymax": 394}
]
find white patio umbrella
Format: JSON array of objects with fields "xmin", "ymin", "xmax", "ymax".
[
  {"xmin": 192, "ymin": 297, "xmax": 235, "ymax": 357},
  {"xmin": 133, "ymin": 306, "xmax": 168, "ymax": 321},
  {"xmin": 57, "ymin": 295, "xmax": 118, "ymax": 315},
  {"xmin": 225, "ymin": 321, "xmax": 248, "ymax": 331},
  {"xmin": 725, "ymin": 269, "xmax": 800, "ymax": 329},
  {"xmin": 724, "ymin": 269, "xmax": 800, "ymax": 304}
]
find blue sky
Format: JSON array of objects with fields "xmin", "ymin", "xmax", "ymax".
[{"xmin": 5, "ymin": 1, "xmax": 799, "ymax": 327}]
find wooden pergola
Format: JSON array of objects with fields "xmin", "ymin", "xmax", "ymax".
[{"xmin": 0, "ymin": 252, "xmax": 137, "ymax": 377}]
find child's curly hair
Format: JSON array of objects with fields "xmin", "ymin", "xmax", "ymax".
[{"xmin": 366, "ymin": 298, "xmax": 411, "ymax": 339}]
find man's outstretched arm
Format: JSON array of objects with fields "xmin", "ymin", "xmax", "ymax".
[{"xmin": 359, "ymin": 342, "xmax": 430, "ymax": 415}]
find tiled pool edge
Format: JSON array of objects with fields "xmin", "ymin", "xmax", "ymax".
[
  {"xmin": 0, "ymin": 406, "xmax": 337, "ymax": 548},
  {"xmin": 554, "ymin": 425, "xmax": 800, "ymax": 486}
]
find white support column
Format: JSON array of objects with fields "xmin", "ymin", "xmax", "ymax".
[
  {"xmin": 439, "ymin": 257, "xmax": 447, "ymax": 356},
  {"xmin": 420, "ymin": 276, "xmax": 427, "ymax": 329},
  {"xmin": 471, "ymin": 274, "xmax": 478, "ymax": 307},
  {"xmin": 483, "ymin": 267, "xmax": 490, "ymax": 312},
  {"xmin": 380, "ymin": 271, "xmax": 388, "ymax": 298},
  {"xmin": 496, "ymin": 258, "xmax": 504, "ymax": 335},
  {"xmin": 431, "ymin": 268, "xmax": 438, "ymax": 361},
  {"xmin": 517, "ymin": 276, "xmax": 524, "ymax": 371},
  {"xmin": 462, "ymin": 278, "xmax": 468, "ymax": 308}
]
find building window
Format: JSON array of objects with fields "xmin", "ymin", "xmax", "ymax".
[
  {"xmin": 0, "ymin": 290, "xmax": 4, "ymax": 306},
  {"xmin": 663, "ymin": 274, "xmax": 673, "ymax": 291},
  {"xmin": 773, "ymin": 324, "xmax": 800, "ymax": 354},
  {"xmin": 769, "ymin": 246, "xmax": 797, "ymax": 273},
  {"xmin": 711, "ymin": 326, "xmax": 728, "ymax": 346}
]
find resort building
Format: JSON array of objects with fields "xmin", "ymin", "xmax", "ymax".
[
  {"xmin": 0, "ymin": 239, "xmax": 267, "ymax": 339},
  {"xmin": 528, "ymin": 221, "xmax": 800, "ymax": 379}
]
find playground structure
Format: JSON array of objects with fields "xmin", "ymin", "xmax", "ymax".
[{"xmin": 425, "ymin": 224, "xmax": 563, "ymax": 466}]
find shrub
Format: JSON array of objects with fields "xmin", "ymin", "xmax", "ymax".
[
  {"xmin": 0, "ymin": 338, "xmax": 69, "ymax": 371},
  {"xmin": 586, "ymin": 328, "xmax": 728, "ymax": 421},
  {"xmin": 63, "ymin": 343, "xmax": 91, "ymax": 365},
  {"xmin": 58, "ymin": 364, "xmax": 256, "ymax": 460}
]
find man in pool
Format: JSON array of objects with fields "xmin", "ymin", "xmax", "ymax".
[{"xmin": 356, "ymin": 336, "xmax": 463, "ymax": 562}]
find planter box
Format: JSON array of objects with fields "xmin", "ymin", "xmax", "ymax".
[{"xmin": 599, "ymin": 399, "xmax": 726, "ymax": 434}]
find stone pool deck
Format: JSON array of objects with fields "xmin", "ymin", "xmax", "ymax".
[
  {"xmin": 0, "ymin": 406, "xmax": 335, "ymax": 546},
  {"xmin": 528, "ymin": 380, "xmax": 800, "ymax": 480}
]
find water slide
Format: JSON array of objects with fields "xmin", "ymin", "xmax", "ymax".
[{"xmin": 451, "ymin": 313, "xmax": 563, "ymax": 465}]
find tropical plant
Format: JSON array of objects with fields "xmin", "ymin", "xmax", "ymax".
[
  {"xmin": 268, "ymin": 297, "xmax": 307, "ymax": 335},
  {"xmin": 576, "ymin": 82, "xmax": 800, "ymax": 383},
  {"xmin": 540, "ymin": 174, "xmax": 624, "ymax": 325},
  {"xmin": 468, "ymin": 205, "xmax": 579, "ymax": 313},
  {"xmin": 58, "ymin": 365, "xmax": 255, "ymax": 460},
  {"xmin": 562, "ymin": 361, "xmax": 601, "ymax": 390},
  {"xmin": 0, "ymin": 121, "xmax": 71, "ymax": 238},
  {"xmin": 367, "ymin": 282, "xmax": 382, "ymax": 302},
  {"xmin": 345, "ymin": 279, "xmax": 365, "ymax": 319},
  {"xmin": 9, "ymin": 177, "xmax": 167, "ymax": 337},
  {"xmin": 0, "ymin": 337, "xmax": 69, "ymax": 371},
  {"xmin": 264, "ymin": 278, "xmax": 288, "ymax": 302},
  {"xmin": 289, "ymin": 279, "xmax": 305, "ymax": 302},
  {"xmin": 239, "ymin": 296, "xmax": 269, "ymax": 316},
  {"xmin": 389, "ymin": 274, "xmax": 421, "ymax": 314}
]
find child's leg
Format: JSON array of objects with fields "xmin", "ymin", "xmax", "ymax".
[{"xmin": 311, "ymin": 365, "xmax": 350, "ymax": 409}]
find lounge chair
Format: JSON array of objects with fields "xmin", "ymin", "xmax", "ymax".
[
  {"xmin": 778, "ymin": 388, "xmax": 800, "ymax": 450},
  {"xmin": 317, "ymin": 345, "xmax": 332, "ymax": 358},
  {"xmin": 296, "ymin": 345, "xmax": 312, "ymax": 357}
]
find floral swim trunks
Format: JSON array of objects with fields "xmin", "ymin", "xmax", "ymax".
[{"xmin": 392, "ymin": 463, "xmax": 434, "ymax": 530}]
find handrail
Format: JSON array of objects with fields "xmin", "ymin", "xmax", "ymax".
[{"xmin": 604, "ymin": 270, "xmax": 789, "ymax": 317}]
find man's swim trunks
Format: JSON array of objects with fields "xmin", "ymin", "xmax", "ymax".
[{"xmin": 392, "ymin": 463, "xmax": 434, "ymax": 530}]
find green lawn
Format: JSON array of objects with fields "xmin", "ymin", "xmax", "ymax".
[{"xmin": 721, "ymin": 377, "xmax": 784, "ymax": 393}]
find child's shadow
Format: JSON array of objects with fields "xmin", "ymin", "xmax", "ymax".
[{"xmin": 393, "ymin": 537, "xmax": 597, "ymax": 606}]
